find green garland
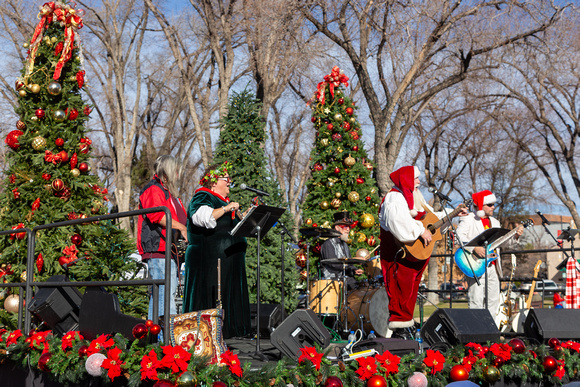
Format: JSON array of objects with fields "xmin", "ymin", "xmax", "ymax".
[{"xmin": 1, "ymin": 327, "xmax": 579, "ymax": 386}]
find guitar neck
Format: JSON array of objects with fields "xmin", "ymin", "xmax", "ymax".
[
  {"xmin": 489, "ymin": 227, "xmax": 519, "ymax": 251},
  {"xmin": 429, "ymin": 205, "xmax": 464, "ymax": 232}
]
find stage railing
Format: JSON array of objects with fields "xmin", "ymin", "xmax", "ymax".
[{"xmin": 0, "ymin": 207, "xmax": 173, "ymax": 343}]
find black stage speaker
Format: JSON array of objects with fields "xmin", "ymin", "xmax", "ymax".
[
  {"xmin": 270, "ymin": 309, "xmax": 331, "ymax": 360},
  {"xmin": 27, "ymin": 275, "xmax": 83, "ymax": 336},
  {"xmin": 353, "ymin": 338, "xmax": 419, "ymax": 356},
  {"xmin": 250, "ymin": 303, "xmax": 284, "ymax": 337},
  {"xmin": 421, "ymin": 308, "xmax": 500, "ymax": 346},
  {"xmin": 79, "ymin": 287, "xmax": 148, "ymax": 342},
  {"xmin": 524, "ymin": 308, "xmax": 580, "ymax": 342}
]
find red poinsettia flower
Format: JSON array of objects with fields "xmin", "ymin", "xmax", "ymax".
[
  {"xmin": 423, "ymin": 349, "xmax": 445, "ymax": 374},
  {"xmin": 29, "ymin": 330, "xmax": 51, "ymax": 349},
  {"xmin": 140, "ymin": 349, "xmax": 160, "ymax": 381},
  {"xmin": 465, "ymin": 342, "xmax": 484, "ymax": 358},
  {"xmin": 555, "ymin": 359, "xmax": 566, "ymax": 380},
  {"xmin": 0, "ymin": 328, "xmax": 7, "ymax": 342},
  {"xmin": 6, "ymin": 330, "xmax": 23, "ymax": 346},
  {"xmin": 529, "ymin": 350, "xmax": 537, "ymax": 359},
  {"xmin": 297, "ymin": 347, "xmax": 324, "ymax": 371},
  {"xmin": 375, "ymin": 350, "xmax": 400, "ymax": 375},
  {"xmin": 562, "ymin": 341, "xmax": 580, "ymax": 353},
  {"xmin": 61, "ymin": 331, "xmax": 84, "ymax": 352},
  {"xmin": 160, "ymin": 345, "xmax": 191, "ymax": 373},
  {"xmin": 86, "ymin": 334, "xmax": 115, "ymax": 356},
  {"xmin": 221, "ymin": 350, "xmax": 243, "ymax": 377},
  {"xmin": 461, "ymin": 350, "xmax": 479, "ymax": 372},
  {"xmin": 355, "ymin": 356, "xmax": 377, "ymax": 380},
  {"xmin": 490, "ymin": 343, "xmax": 512, "ymax": 361},
  {"xmin": 101, "ymin": 347, "xmax": 125, "ymax": 381}
]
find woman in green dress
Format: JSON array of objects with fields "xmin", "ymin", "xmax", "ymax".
[{"xmin": 183, "ymin": 162, "xmax": 251, "ymax": 339}]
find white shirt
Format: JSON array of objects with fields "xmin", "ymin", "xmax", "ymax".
[{"xmin": 190, "ymin": 205, "xmax": 217, "ymax": 229}]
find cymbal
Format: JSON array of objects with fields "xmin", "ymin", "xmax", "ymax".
[
  {"xmin": 299, "ymin": 227, "xmax": 341, "ymax": 238},
  {"xmin": 324, "ymin": 257, "xmax": 369, "ymax": 264}
]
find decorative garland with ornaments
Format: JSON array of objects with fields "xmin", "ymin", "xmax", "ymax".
[{"xmin": 1, "ymin": 325, "xmax": 580, "ymax": 386}]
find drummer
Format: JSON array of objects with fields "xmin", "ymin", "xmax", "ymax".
[{"xmin": 320, "ymin": 211, "xmax": 364, "ymax": 289}]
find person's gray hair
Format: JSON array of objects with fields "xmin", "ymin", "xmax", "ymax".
[{"xmin": 154, "ymin": 155, "xmax": 182, "ymax": 197}]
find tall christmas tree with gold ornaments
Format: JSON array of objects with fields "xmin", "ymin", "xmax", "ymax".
[
  {"xmin": 0, "ymin": 1, "xmax": 146, "ymax": 329},
  {"xmin": 301, "ymin": 66, "xmax": 380, "ymax": 279}
]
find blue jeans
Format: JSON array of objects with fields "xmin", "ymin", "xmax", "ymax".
[{"xmin": 147, "ymin": 258, "xmax": 177, "ymax": 320}]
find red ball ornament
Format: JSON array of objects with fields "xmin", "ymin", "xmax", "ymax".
[
  {"xmin": 145, "ymin": 319, "xmax": 154, "ymax": 328},
  {"xmin": 312, "ymin": 223, "xmax": 318, "ymax": 228},
  {"xmin": 132, "ymin": 323, "xmax": 148, "ymax": 339},
  {"xmin": 356, "ymin": 177, "xmax": 364, "ymax": 184},
  {"xmin": 548, "ymin": 338, "xmax": 561, "ymax": 348},
  {"xmin": 78, "ymin": 162, "xmax": 89, "ymax": 173},
  {"xmin": 543, "ymin": 355, "xmax": 558, "ymax": 373},
  {"xmin": 509, "ymin": 338, "xmax": 526, "ymax": 354},
  {"xmin": 150, "ymin": 324, "xmax": 161, "ymax": 336},
  {"xmin": 55, "ymin": 138, "xmax": 64, "ymax": 147},
  {"xmin": 213, "ymin": 382, "xmax": 227, "ymax": 387},
  {"xmin": 338, "ymin": 98, "xmax": 344, "ymax": 104},
  {"xmin": 327, "ymin": 123, "xmax": 334, "ymax": 131},
  {"xmin": 5, "ymin": 130, "xmax": 24, "ymax": 149},
  {"xmin": 78, "ymin": 345, "xmax": 89, "ymax": 357},
  {"xmin": 349, "ymin": 130, "xmax": 360, "ymax": 140},
  {"xmin": 343, "ymin": 121, "xmax": 351, "ymax": 130},
  {"xmin": 58, "ymin": 256, "xmax": 72, "ymax": 267},
  {"xmin": 42, "ymin": 173, "xmax": 51, "ymax": 181},
  {"xmin": 38, "ymin": 352, "xmax": 52, "ymax": 372},
  {"xmin": 35, "ymin": 108, "xmax": 45, "ymax": 119},
  {"xmin": 311, "ymin": 117, "xmax": 316, "ymax": 123},
  {"xmin": 450, "ymin": 364, "xmax": 469, "ymax": 381},
  {"xmin": 52, "ymin": 179, "xmax": 64, "ymax": 191},
  {"xmin": 493, "ymin": 356, "xmax": 505, "ymax": 367},
  {"xmin": 71, "ymin": 234, "xmax": 82, "ymax": 246},
  {"xmin": 153, "ymin": 381, "xmax": 174, "ymax": 387},
  {"xmin": 346, "ymin": 107, "xmax": 354, "ymax": 115},
  {"xmin": 353, "ymin": 145, "xmax": 359, "ymax": 151},
  {"xmin": 332, "ymin": 133, "xmax": 342, "ymax": 141},
  {"xmin": 334, "ymin": 167, "xmax": 340, "ymax": 174},
  {"xmin": 367, "ymin": 236, "xmax": 376, "ymax": 247},
  {"xmin": 68, "ymin": 108, "xmax": 79, "ymax": 120},
  {"xmin": 365, "ymin": 196, "xmax": 371, "ymax": 202},
  {"xmin": 324, "ymin": 376, "xmax": 343, "ymax": 387},
  {"xmin": 16, "ymin": 120, "xmax": 26, "ymax": 130},
  {"xmin": 57, "ymin": 150, "xmax": 69, "ymax": 162},
  {"xmin": 366, "ymin": 375, "xmax": 387, "ymax": 387}
]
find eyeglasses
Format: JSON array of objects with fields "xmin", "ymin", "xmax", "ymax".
[
  {"xmin": 484, "ymin": 203, "xmax": 495, "ymax": 207},
  {"xmin": 217, "ymin": 177, "xmax": 231, "ymax": 183}
]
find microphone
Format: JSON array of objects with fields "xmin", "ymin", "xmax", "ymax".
[
  {"xmin": 536, "ymin": 210, "xmax": 550, "ymax": 225},
  {"xmin": 428, "ymin": 186, "xmax": 452, "ymax": 202},
  {"xmin": 239, "ymin": 183, "xmax": 269, "ymax": 197}
]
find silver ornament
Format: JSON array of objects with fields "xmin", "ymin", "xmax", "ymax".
[{"xmin": 47, "ymin": 81, "xmax": 62, "ymax": 96}]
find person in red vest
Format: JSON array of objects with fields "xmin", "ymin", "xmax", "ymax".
[{"xmin": 379, "ymin": 166, "xmax": 467, "ymax": 340}]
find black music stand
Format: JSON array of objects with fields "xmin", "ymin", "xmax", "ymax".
[
  {"xmin": 556, "ymin": 228, "xmax": 580, "ymax": 271},
  {"xmin": 230, "ymin": 204, "xmax": 286, "ymax": 361},
  {"xmin": 466, "ymin": 228, "xmax": 509, "ymax": 310}
]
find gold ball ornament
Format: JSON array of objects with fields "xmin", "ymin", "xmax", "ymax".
[
  {"xmin": 320, "ymin": 138, "xmax": 329, "ymax": 147},
  {"xmin": 295, "ymin": 251, "xmax": 307, "ymax": 268},
  {"xmin": 357, "ymin": 232, "xmax": 367, "ymax": 243},
  {"xmin": 349, "ymin": 229, "xmax": 356, "ymax": 238},
  {"xmin": 300, "ymin": 270, "xmax": 308, "ymax": 281},
  {"xmin": 18, "ymin": 89, "xmax": 27, "ymax": 97},
  {"xmin": 31, "ymin": 136, "xmax": 47, "ymax": 151},
  {"xmin": 20, "ymin": 271, "xmax": 27, "ymax": 282},
  {"xmin": 23, "ymin": 42, "xmax": 30, "ymax": 48},
  {"xmin": 50, "ymin": 36, "xmax": 58, "ymax": 44},
  {"xmin": 370, "ymin": 188, "xmax": 377, "ymax": 195},
  {"xmin": 350, "ymin": 117, "xmax": 356, "ymax": 123},
  {"xmin": 320, "ymin": 200, "xmax": 329, "ymax": 210},
  {"xmin": 30, "ymin": 116, "xmax": 38, "ymax": 122},
  {"xmin": 334, "ymin": 113, "xmax": 343, "ymax": 121},
  {"xmin": 331, "ymin": 198, "xmax": 341, "ymax": 209},
  {"xmin": 4, "ymin": 294, "xmax": 20, "ymax": 313},
  {"xmin": 69, "ymin": 75, "xmax": 76, "ymax": 81},
  {"xmin": 343, "ymin": 155, "xmax": 356, "ymax": 167},
  {"xmin": 322, "ymin": 221, "xmax": 331, "ymax": 228},
  {"xmin": 71, "ymin": 168, "xmax": 81, "ymax": 177},
  {"xmin": 348, "ymin": 191, "xmax": 360, "ymax": 203},
  {"xmin": 346, "ymin": 238, "xmax": 352, "ymax": 244},
  {"xmin": 483, "ymin": 366, "xmax": 501, "ymax": 383},
  {"xmin": 360, "ymin": 213, "xmax": 375, "ymax": 228},
  {"xmin": 47, "ymin": 81, "xmax": 62, "ymax": 96},
  {"xmin": 176, "ymin": 371, "xmax": 197, "ymax": 387},
  {"xmin": 53, "ymin": 109, "xmax": 66, "ymax": 122},
  {"xmin": 326, "ymin": 181, "xmax": 334, "ymax": 188},
  {"xmin": 305, "ymin": 218, "xmax": 313, "ymax": 226},
  {"xmin": 30, "ymin": 84, "xmax": 41, "ymax": 94},
  {"xmin": 335, "ymin": 192, "xmax": 342, "ymax": 198},
  {"xmin": 356, "ymin": 248, "xmax": 370, "ymax": 258}
]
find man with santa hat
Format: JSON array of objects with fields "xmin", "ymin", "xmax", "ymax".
[
  {"xmin": 379, "ymin": 166, "xmax": 467, "ymax": 340},
  {"xmin": 456, "ymin": 190, "xmax": 522, "ymax": 314}
]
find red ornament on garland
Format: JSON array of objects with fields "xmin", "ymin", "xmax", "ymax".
[
  {"xmin": 327, "ymin": 123, "xmax": 334, "ymax": 131},
  {"xmin": 70, "ymin": 152, "xmax": 78, "ymax": 169},
  {"xmin": 311, "ymin": 117, "xmax": 317, "ymax": 123},
  {"xmin": 365, "ymin": 195, "xmax": 371, "ymax": 202},
  {"xmin": 38, "ymin": 352, "xmax": 52, "ymax": 372},
  {"xmin": 71, "ymin": 234, "xmax": 82, "ymax": 246},
  {"xmin": 366, "ymin": 375, "xmax": 387, "ymax": 387},
  {"xmin": 324, "ymin": 376, "xmax": 343, "ymax": 387},
  {"xmin": 132, "ymin": 323, "xmax": 148, "ymax": 339},
  {"xmin": 145, "ymin": 319, "xmax": 154, "ymax": 328},
  {"xmin": 352, "ymin": 145, "xmax": 359, "ymax": 151},
  {"xmin": 57, "ymin": 150, "xmax": 69, "ymax": 163},
  {"xmin": 150, "ymin": 324, "xmax": 161, "ymax": 336},
  {"xmin": 52, "ymin": 179, "xmax": 64, "ymax": 191},
  {"xmin": 509, "ymin": 338, "xmax": 526, "ymax": 354},
  {"xmin": 342, "ymin": 121, "xmax": 351, "ymax": 130},
  {"xmin": 493, "ymin": 356, "xmax": 505, "ymax": 367},
  {"xmin": 548, "ymin": 338, "xmax": 560, "ymax": 348},
  {"xmin": 78, "ymin": 162, "xmax": 89, "ymax": 173},
  {"xmin": 36, "ymin": 253, "xmax": 44, "ymax": 273},
  {"xmin": 35, "ymin": 108, "xmax": 45, "ymax": 119},
  {"xmin": 16, "ymin": 120, "xmax": 26, "ymax": 130},
  {"xmin": 58, "ymin": 256, "xmax": 73, "ymax": 267},
  {"xmin": 332, "ymin": 133, "xmax": 342, "ymax": 142},
  {"xmin": 543, "ymin": 355, "xmax": 558, "ymax": 373},
  {"xmin": 334, "ymin": 167, "xmax": 341, "ymax": 174},
  {"xmin": 68, "ymin": 108, "xmax": 79, "ymax": 120},
  {"xmin": 367, "ymin": 236, "xmax": 376, "ymax": 246},
  {"xmin": 153, "ymin": 381, "xmax": 174, "ymax": 387},
  {"xmin": 78, "ymin": 345, "xmax": 89, "ymax": 357},
  {"xmin": 213, "ymin": 382, "xmax": 227, "ymax": 387},
  {"xmin": 346, "ymin": 107, "xmax": 354, "ymax": 115},
  {"xmin": 338, "ymin": 98, "xmax": 344, "ymax": 104},
  {"xmin": 42, "ymin": 173, "xmax": 51, "ymax": 180},
  {"xmin": 55, "ymin": 138, "xmax": 64, "ymax": 147},
  {"xmin": 349, "ymin": 130, "xmax": 360, "ymax": 140},
  {"xmin": 450, "ymin": 364, "xmax": 469, "ymax": 381},
  {"xmin": 5, "ymin": 130, "xmax": 24, "ymax": 149},
  {"xmin": 356, "ymin": 177, "xmax": 364, "ymax": 184}
]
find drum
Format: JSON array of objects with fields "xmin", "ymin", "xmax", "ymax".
[
  {"xmin": 365, "ymin": 255, "xmax": 382, "ymax": 279},
  {"xmin": 341, "ymin": 287, "xmax": 390, "ymax": 337},
  {"xmin": 309, "ymin": 279, "xmax": 341, "ymax": 315}
]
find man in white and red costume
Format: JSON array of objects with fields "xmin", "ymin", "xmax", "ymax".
[{"xmin": 379, "ymin": 166, "xmax": 466, "ymax": 339}]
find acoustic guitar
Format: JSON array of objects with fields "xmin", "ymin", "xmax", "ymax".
[
  {"xmin": 512, "ymin": 260, "xmax": 542, "ymax": 333},
  {"xmin": 401, "ymin": 199, "xmax": 472, "ymax": 261}
]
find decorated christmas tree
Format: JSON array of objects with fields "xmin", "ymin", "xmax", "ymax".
[
  {"xmin": 212, "ymin": 89, "xmax": 300, "ymax": 312},
  {"xmin": 302, "ymin": 66, "xmax": 380, "ymax": 278},
  {"xmin": 0, "ymin": 1, "xmax": 146, "ymax": 328}
]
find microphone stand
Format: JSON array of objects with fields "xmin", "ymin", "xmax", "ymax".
[{"xmin": 277, "ymin": 220, "xmax": 296, "ymax": 317}]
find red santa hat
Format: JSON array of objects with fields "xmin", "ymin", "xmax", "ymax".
[
  {"xmin": 472, "ymin": 190, "xmax": 496, "ymax": 218},
  {"xmin": 390, "ymin": 166, "xmax": 420, "ymax": 215}
]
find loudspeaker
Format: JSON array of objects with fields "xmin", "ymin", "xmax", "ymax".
[
  {"xmin": 27, "ymin": 275, "xmax": 83, "ymax": 336},
  {"xmin": 353, "ymin": 338, "xmax": 419, "ymax": 356},
  {"xmin": 250, "ymin": 303, "xmax": 284, "ymax": 337},
  {"xmin": 421, "ymin": 308, "xmax": 500, "ymax": 346},
  {"xmin": 524, "ymin": 308, "xmax": 580, "ymax": 342},
  {"xmin": 270, "ymin": 309, "xmax": 331, "ymax": 360}
]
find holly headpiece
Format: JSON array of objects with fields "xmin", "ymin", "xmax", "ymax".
[{"xmin": 199, "ymin": 161, "xmax": 230, "ymax": 186}]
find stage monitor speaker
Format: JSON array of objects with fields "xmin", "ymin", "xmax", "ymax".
[
  {"xmin": 353, "ymin": 338, "xmax": 419, "ymax": 356},
  {"xmin": 421, "ymin": 308, "xmax": 500, "ymax": 347},
  {"xmin": 270, "ymin": 309, "xmax": 331, "ymax": 360},
  {"xmin": 250, "ymin": 303, "xmax": 284, "ymax": 337},
  {"xmin": 524, "ymin": 308, "xmax": 580, "ymax": 342},
  {"xmin": 27, "ymin": 275, "xmax": 83, "ymax": 336}
]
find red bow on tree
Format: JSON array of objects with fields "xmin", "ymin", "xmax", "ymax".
[{"xmin": 315, "ymin": 66, "xmax": 349, "ymax": 105}]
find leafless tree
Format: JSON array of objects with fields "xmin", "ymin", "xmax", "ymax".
[{"xmin": 302, "ymin": 0, "xmax": 566, "ymax": 197}]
